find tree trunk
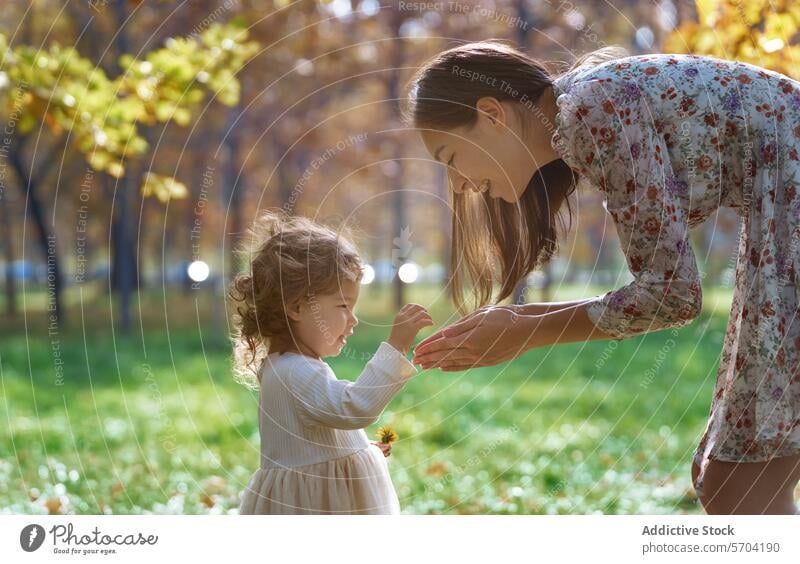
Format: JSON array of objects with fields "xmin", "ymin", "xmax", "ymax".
[
  {"xmin": 1, "ymin": 186, "xmax": 17, "ymax": 316},
  {"xmin": 9, "ymin": 147, "xmax": 65, "ymax": 323},
  {"xmin": 224, "ymin": 105, "xmax": 243, "ymax": 281},
  {"xmin": 388, "ymin": 7, "xmax": 406, "ymax": 310},
  {"xmin": 112, "ymin": 0, "xmax": 134, "ymax": 333}
]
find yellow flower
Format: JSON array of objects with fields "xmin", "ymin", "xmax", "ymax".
[{"xmin": 376, "ymin": 425, "xmax": 398, "ymax": 444}]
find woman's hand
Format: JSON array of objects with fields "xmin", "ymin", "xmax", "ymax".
[{"xmin": 411, "ymin": 305, "xmax": 532, "ymax": 371}]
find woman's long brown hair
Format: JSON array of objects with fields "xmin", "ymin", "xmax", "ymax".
[{"xmin": 404, "ymin": 40, "xmax": 627, "ymax": 314}]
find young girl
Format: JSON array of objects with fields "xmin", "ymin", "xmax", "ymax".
[{"xmin": 229, "ymin": 211, "xmax": 433, "ymax": 514}]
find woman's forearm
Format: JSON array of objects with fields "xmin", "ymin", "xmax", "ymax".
[
  {"xmin": 413, "ymin": 298, "xmax": 621, "ymax": 370},
  {"xmin": 521, "ymin": 300, "xmax": 619, "ymax": 350},
  {"xmin": 515, "ymin": 295, "xmax": 603, "ymax": 316}
]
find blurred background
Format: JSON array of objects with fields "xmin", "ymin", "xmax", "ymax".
[{"xmin": 1, "ymin": 0, "xmax": 798, "ymax": 515}]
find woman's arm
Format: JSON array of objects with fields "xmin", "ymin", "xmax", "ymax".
[
  {"xmin": 413, "ymin": 300, "xmax": 618, "ymax": 371},
  {"xmin": 515, "ymin": 296, "xmax": 604, "ymax": 316},
  {"xmin": 523, "ymin": 300, "xmax": 620, "ymax": 348},
  {"xmin": 552, "ymin": 77, "xmax": 703, "ymax": 340}
]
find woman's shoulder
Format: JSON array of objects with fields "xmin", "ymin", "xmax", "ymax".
[
  {"xmin": 550, "ymin": 52, "xmax": 750, "ymax": 154},
  {"xmin": 554, "ymin": 53, "xmax": 750, "ymax": 102}
]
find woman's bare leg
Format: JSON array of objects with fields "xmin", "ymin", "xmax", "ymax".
[{"xmin": 693, "ymin": 454, "xmax": 800, "ymax": 514}]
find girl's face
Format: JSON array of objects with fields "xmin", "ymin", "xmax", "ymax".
[
  {"xmin": 419, "ymin": 92, "xmax": 560, "ymax": 203},
  {"xmin": 287, "ymin": 278, "xmax": 360, "ymax": 359}
]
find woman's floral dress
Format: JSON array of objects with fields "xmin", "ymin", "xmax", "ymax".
[{"xmin": 551, "ymin": 53, "xmax": 800, "ymax": 498}]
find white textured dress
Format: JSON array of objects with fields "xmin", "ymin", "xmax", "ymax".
[{"xmin": 238, "ymin": 341, "xmax": 418, "ymax": 514}]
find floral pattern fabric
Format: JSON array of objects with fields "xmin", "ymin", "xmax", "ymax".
[{"xmin": 551, "ymin": 54, "xmax": 800, "ymax": 497}]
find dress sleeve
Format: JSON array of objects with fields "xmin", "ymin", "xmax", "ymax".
[
  {"xmin": 284, "ymin": 341, "xmax": 418, "ymax": 430},
  {"xmin": 554, "ymin": 79, "xmax": 703, "ymax": 340}
]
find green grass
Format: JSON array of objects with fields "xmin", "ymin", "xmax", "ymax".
[{"xmin": 0, "ymin": 283, "xmax": 733, "ymax": 514}]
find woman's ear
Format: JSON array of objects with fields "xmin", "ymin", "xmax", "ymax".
[{"xmin": 475, "ymin": 96, "xmax": 506, "ymax": 128}]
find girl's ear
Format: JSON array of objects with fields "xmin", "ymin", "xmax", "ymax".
[{"xmin": 285, "ymin": 298, "xmax": 304, "ymax": 322}]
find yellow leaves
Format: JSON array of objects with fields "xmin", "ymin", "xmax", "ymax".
[
  {"xmin": 695, "ymin": 0, "xmax": 719, "ymax": 26},
  {"xmin": 149, "ymin": 102, "xmax": 191, "ymax": 127},
  {"xmin": 203, "ymin": 475, "xmax": 227, "ymax": 495},
  {"xmin": 761, "ymin": 11, "xmax": 796, "ymax": 53},
  {"xmin": 425, "ymin": 461, "xmax": 448, "ymax": 476},
  {"xmin": 217, "ymin": 81, "xmax": 241, "ymax": 107},
  {"xmin": 173, "ymin": 107, "xmax": 191, "ymax": 126},
  {"xmin": 154, "ymin": 101, "xmax": 177, "ymax": 122},
  {"xmin": 135, "ymin": 80, "xmax": 155, "ymax": 102},
  {"xmin": 665, "ymin": 1, "xmax": 800, "ymax": 78},
  {"xmin": 760, "ymin": 37, "xmax": 785, "ymax": 54},
  {"xmin": 43, "ymin": 112, "xmax": 64, "ymax": 135},
  {"xmin": 2, "ymin": 22, "xmax": 258, "ymax": 198},
  {"xmin": 199, "ymin": 475, "xmax": 229, "ymax": 508},
  {"xmin": 740, "ymin": 1, "xmax": 767, "ymax": 26},
  {"xmin": 107, "ymin": 162, "xmax": 125, "ymax": 179},
  {"xmin": 141, "ymin": 173, "xmax": 188, "ymax": 203},
  {"xmin": 44, "ymin": 495, "xmax": 68, "ymax": 514},
  {"xmin": 764, "ymin": 11, "xmax": 797, "ymax": 38},
  {"xmin": 87, "ymin": 151, "xmax": 111, "ymax": 172}
]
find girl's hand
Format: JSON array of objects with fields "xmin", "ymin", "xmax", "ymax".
[
  {"xmin": 412, "ymin": 305, "xmax": 531, "ymax": 371},
  {"xmin": 371, "ymin": 441, "xmax": 392, "ymax": 457},
  {"xmin": 388, "ymin": 303, "xmax": 434, "ymax": 355}
]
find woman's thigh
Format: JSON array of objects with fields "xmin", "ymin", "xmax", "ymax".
[{"xmin": 698, "ymin": 454, "xmax": 800, "ymax": 514}]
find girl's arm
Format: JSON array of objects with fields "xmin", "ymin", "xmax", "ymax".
[{"xmin": 284, "ymin": 341, "xmax": 417, "ymax": 430}]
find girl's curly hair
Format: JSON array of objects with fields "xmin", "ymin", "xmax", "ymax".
[{"xmin": 228, "ymin": 210, "xmax": 363, "ymax": 388}]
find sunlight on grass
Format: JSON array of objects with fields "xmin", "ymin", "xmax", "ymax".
[{"xmin": 0, "ymin": 285, "xmax": 735, "ymax": 514}]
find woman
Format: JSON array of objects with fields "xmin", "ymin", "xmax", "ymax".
[{"xmin": 405, "ymin": 41, "xmax": 800, "ymax": 514}]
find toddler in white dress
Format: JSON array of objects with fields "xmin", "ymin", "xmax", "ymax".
[{"xmin": 229, "ymin": 211, "xmax": 432, "ymax": 514}]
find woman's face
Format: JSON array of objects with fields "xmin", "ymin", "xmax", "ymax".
[{"xmin": 419, "ymin": 95, "xmax": 559, "ymax": 203}]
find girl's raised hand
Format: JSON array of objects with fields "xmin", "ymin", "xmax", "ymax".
[{"xmin": 387, "ymin": 303, "xmax": 433, "ymax": 355}]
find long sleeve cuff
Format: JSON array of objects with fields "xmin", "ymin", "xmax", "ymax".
[
  {"xmin": 585, "ymin": 292, "xmax": 628, "ymax": 340},
  {"xmin": 586, "ymin": 281, "xmax": 702, "ymax": 341},
  {"xmin": 371, "ymin": 341, "xmax": 418, "ymax": 381}
]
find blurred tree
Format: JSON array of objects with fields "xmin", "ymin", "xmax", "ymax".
[
  {"xmin": 0, "ymin": 17, "xmax": 257, "ymax": 329},
  {"xmin": 664, "ymin": 0, "xmax": 800, "ymax": 78},
  {"xmin": 0, "ymin": 0, "xmax": 718, "ymax": 323}
]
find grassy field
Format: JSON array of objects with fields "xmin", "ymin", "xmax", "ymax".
[{"xmin": 0, "ymin": 283, "xmax": 739, "ymax": 514}]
